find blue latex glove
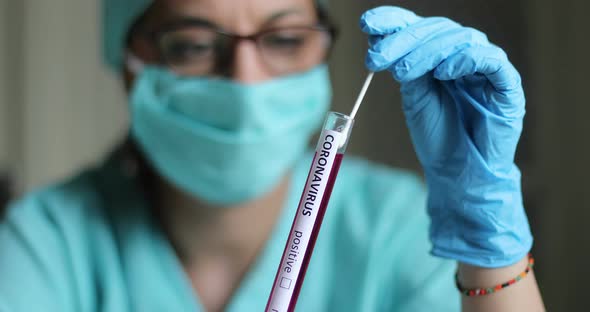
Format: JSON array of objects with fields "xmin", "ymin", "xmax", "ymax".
[{"xmin": 360, "ymin": 6, "xmax": 533, "ymax": 268}]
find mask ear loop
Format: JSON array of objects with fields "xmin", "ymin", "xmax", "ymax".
[{"xmin": 125, "ymin": 51, "xmax": 146, "ymax": 75}]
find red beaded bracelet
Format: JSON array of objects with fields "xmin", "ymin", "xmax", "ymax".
[{"xmin": 455, "ymin": 253, "xmax": 535, "ymax": 297}]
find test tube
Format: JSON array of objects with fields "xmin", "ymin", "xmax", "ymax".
[{"xmin": 265, "ymin": 112, "xmax": 354, "ymax": 312}]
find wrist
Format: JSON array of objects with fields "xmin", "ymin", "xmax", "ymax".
[{"xmin": 457, "ymin": 254, "xmax": 530, "ymax": 290}]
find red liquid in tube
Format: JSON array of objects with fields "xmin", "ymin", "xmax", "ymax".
[{"xmin": 287, "ymin": 153, "xmax": 343, "ymax": 311}]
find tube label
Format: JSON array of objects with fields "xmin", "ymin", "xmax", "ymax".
[{"xmin": 266, "ymin": 129, "xmax": 342, "ymax": 312}]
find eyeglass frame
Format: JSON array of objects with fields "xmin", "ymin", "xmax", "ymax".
[{"xmin": 128, "ymin": 11, "xmax": 339, "ymax": 76}]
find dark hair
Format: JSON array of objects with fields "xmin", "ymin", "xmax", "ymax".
[{"xmin": 0, "ymin": 173, "xmax": 12, "ymax": 219}]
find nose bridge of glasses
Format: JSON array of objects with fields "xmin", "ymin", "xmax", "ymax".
[
  {"xmin": 220, "ymin": 30, "xmax": 269, "ymax": 65},
  {"xmin": 230, "ymin": 31, "xmax": 262, "ymax": 44},
  {"xmin": 230, "ymin": 36, "xmax": 273, "ymax": 83}
]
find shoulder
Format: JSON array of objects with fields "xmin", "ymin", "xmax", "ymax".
[
  {"xmin": 4, "ymin": 169, "xmax": 108, "ymax": 235},
  {"xmin": 3, "ymin": 145, "xmax": 142, "ymax": 237},
  {"xmin": 0, "ymin": 169, "xmax": 108, "ymax": 311},
  {"xmin": 0, "ymin": 157, "xmax": 136, "ymax": 311},
  {"xmin": 325, "ymin": 156, "xmax": 460, "ymax": 310},
  {"xmin": 304, "ymin": 153, "xmax": 432, "ymax": 266},
  {"xmin": 330, "ymin": 155, "xmax": 428, "ymax": 235}
]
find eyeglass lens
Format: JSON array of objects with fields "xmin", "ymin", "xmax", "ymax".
[{"xmin": 156, "ymin": 26, "xmax": 331, "ymax": 77}]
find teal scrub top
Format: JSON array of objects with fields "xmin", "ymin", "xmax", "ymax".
[{"xmin": 0, "ymin": 148, "xmax": 460, "ymax": 311}]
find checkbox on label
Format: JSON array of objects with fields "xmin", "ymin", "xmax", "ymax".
[{"xmin": 280, "ymin": 277, "xmax": 292, "ymax": 289}]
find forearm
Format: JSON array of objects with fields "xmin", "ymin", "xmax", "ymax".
[{"xmin": 459, "ymin": 255, "xmax": 545, "ymax": 312}]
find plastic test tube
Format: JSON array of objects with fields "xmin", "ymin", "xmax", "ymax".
[
  {"xmin": 265, "ymin": 72, "xmax": 374, "ymax": 312},
  {"xmin": 265, "ymin": 112, "xmax": 354, "ymax": 312}
]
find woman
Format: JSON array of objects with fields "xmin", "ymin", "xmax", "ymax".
[{"xmin": 0, "ymin": 0, "xmax": 544, "ymax": 311}]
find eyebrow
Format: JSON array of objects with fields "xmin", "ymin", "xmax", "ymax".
[
  {"xmin": 158, "ymin": 16, "xmax": 218, "ymax": 32},
  {"xmin": 159, "ymin": 8, "xmax": 308, "ymax": 33},
  {"xmin": 262, "ymin": 8, "xmax": 307, "ymax": 27}
]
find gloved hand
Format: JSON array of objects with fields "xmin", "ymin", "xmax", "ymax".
[{"xmin": 360, "ymin": 6, "xmax": 532, "ymax": 268}]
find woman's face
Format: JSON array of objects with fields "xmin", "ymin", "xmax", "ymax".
[{"xmin": 128, "ymin": 0, "xmax": 321, "ymax": 83}]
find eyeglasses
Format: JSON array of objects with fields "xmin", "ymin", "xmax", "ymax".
[{"xmin": 139, "ymin": 19, "xmax": 336, "ymax": 77}]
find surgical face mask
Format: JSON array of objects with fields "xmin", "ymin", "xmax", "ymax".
[{"xmin": 129, "ymin": 62, "xmax": 331, "ymax": 205}]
